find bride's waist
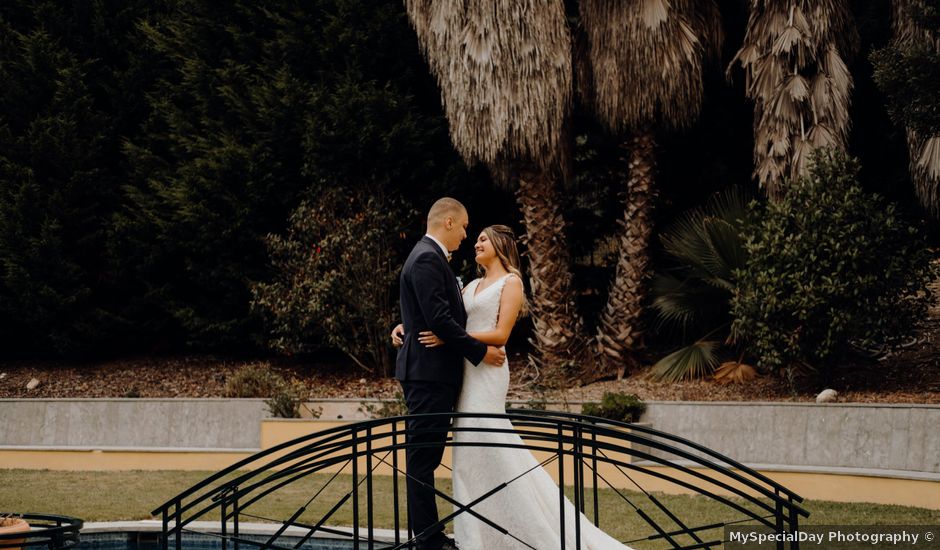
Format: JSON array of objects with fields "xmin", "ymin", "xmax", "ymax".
[{"xmin": 463, "ymin": 359, "xmax": 508, "ymax": 368}]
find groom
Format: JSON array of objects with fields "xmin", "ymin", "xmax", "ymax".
[{"xmin": 395, "ymin": 197, "xmax": 505, "ymax": 550}]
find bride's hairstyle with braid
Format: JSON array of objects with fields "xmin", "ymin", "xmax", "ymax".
[{"xmin": 480, "ymin": 224, "xmax": 529, "ymax": 317}]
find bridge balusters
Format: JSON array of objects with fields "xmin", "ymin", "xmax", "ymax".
[
  {"xmin": 232, "ymin": 486, "xmax": 239, "ymax": 550},
  {"xmin": 366, "ymin": 426, "xmax": 374, "ymax": 550},
  {"xmin": 591, "ymin": 426, "xmax": 599, "ymax": 527},
  {"xmin": 557, "ymin": 424, "xmax": 566, "ymax": 550},
  {"xmin": 220, "ymin": 490, "xmax": 227, "ymax": 550},
  {"xmin": 352, "ymin": 429, "xmax": 360, "ymax": 550},
  {"xmin": 392, "ymin": 422, "xmax": 401, "ymax": 548},
  {"xmin": 573, "ymin": 423, "xmax": 583, "ymax": 550}
]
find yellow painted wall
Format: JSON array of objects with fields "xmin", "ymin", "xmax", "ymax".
[{"xmin": 0, "ymin": 449, "xmax": 250, "ymax": 471}]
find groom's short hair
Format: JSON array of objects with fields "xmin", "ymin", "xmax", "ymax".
[{"xmin": 427, "ymin": 197, "xmax": 466, "ymax": 228}]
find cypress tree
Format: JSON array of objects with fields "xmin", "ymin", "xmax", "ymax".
[
  {"xmin": 0, "ymin": 1, "xmax": 161, "ymax": 354},
  {"xmin": 121, "ymin": 0, "xmax": 463, "ymax": 351}
]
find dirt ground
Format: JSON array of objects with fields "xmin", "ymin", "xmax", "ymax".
[{"xmin": 1, "ymin": 318, "xmax": 938, "ymax": 404}]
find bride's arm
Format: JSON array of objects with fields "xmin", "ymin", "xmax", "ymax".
[
  {"xmin": 418, "ymin": 276, "xmax": 524, "ymax": 348},
  {"xmin": 467, "ymin": 276, "xmax": 524, "ymax": 346}
]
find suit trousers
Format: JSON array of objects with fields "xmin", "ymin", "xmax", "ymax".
[{"xmin": 400, "ymin": 380, "xmax": 460, "ymax": 547}]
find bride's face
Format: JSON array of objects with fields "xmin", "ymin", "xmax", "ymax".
[{"xmin": 473, "ymin": 231, "xmax": 496, "ymax": 265}]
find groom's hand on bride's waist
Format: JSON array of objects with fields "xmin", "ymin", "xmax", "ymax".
[
  {"xmin": 390, "ymin": 324, "xmax": 404, "ymax": 348},
  {"xmin": 483, "ymin": 346, "xmax": 506, "ymax": 366}
]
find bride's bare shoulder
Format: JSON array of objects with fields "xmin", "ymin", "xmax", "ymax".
[{"xmin": 501, "ymin": 274, "xmax": 523, "ymax": 295}]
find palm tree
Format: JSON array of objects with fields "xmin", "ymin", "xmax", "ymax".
[
  {"xmin": 578, "ymin": 0, "xmax": 723, "ymax": 378},
  {"xmin": 404, "ymin": 1, "xmax": 586, "ymax": 378},
  {"xmin": 887, "ymin": 0, "xmax": 940, "ymax": 216},
  {"xmin": 730, "ymin": 0, "xmax": 857, "ymax": 198}
]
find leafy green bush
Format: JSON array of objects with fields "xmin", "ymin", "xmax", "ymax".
[
  {"xmin": 223, "ymin": 364, "xmax": 285, "ymax": 398},
  {"xmin": 731, "ymin": 149, "xmax": 935, "ymax": 379},
  {"xmin": 252, "ymin": 188, "xmax": 414, "ymax": 376},
  {"xmin": 265, "ymin": 379, "xmax": 313, "ymax": 419},
  {"xmin": 223, "ymin": 363, "xmax": 312, "ymax": 418},
  {"xmin": 581, "ymin": 392, "xmax": 646, "ymax": 423}
]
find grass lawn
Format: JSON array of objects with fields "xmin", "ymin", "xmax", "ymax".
[{"xmin": 2, "ymin": 470, "xmax": 937, "ymax": 549}]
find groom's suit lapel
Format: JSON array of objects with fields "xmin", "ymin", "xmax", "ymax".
[{"xmin": 419, "ymin": 236, "xmax": 465, "ymax": 321}]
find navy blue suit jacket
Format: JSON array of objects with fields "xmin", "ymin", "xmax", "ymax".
[{"xmin": 395, "ymin": 236, "xmax": 487, "ymax": 384}]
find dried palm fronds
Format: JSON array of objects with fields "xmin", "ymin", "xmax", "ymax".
[
  {"xmin": 579, "ymin": 0, "xmax": 723, "ymax": 132},
  {"xmin": 730, "ymin": 0, "xmax": 858, "ymax": 198},
  {"xmin": 404, "ymin": 0, "xmax": 572, "ymax": 174},
  {"xmin": 713, "ymin": 361, "xmax": 759, "ymax": 384}
]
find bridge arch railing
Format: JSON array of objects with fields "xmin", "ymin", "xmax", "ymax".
[
  {"xmin": 0, "ymin": 514, "xmax": 83, "ymax": 550},
  {"xmin": 153, "ymin": 409, "xmax": 808, "ymax": 550}
]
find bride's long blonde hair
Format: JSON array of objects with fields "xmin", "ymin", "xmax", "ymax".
[{"xmin": 479, "ymin": 224, "xmax": 529, "ymax": 317}]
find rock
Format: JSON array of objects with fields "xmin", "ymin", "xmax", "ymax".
[
  {"xmin": 359, "ymin": 378, "xmax": 367, "ymax": 384},
  {"xmin": 0, "ymin": 372, "xmax": 6, "ymax": 380},
  {"xmin": 815, "ymin": 388, "xmax": 838, "ymax": 403},
  {"xmin": 26, "ymin": 378, "xmax": 40, "ymax": 390}
]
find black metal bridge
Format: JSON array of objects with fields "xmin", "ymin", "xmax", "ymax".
[
  {"xmin": 0, "ymin": 514, "xmax": 82, "ymax": 550},
  {"xmin": 152, "ymin": 410, "xmax": 808, "ymax": 550}
]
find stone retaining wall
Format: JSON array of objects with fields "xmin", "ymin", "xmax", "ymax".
[
  {"xmin": 1, "ymin": 398, "xmax": 937, "ymax": 476},
  {"xmin": 0, "ymin": 398, "xmax": 268, "ymax": 450},
  {"xmin": 641, "ymin": 401, "xmax": 940, "ymax": 475}
]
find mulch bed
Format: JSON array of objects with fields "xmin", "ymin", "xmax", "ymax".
[{"xmin": 2, "ymin": 333, "xmax": 938, "ymax": 404}]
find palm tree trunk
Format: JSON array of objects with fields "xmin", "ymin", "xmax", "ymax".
[
  {"xmin": 516, "ymin": 166, "xmax": 586, "ymax": 381},
  {"xmin": 595, "ymin": 128, "xmax": 656, "ymax": 378}
]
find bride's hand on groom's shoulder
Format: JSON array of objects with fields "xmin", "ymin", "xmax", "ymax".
[
  {"xmin": 390, "ymin": 324, "xmax": 404, "ymax": 348},
  {"xmin": 418, "ymin": 331, "xmax": 443, "ymax": 348}
]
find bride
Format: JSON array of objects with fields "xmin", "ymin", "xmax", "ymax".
[{"xmin": 412, "ymin": 224, "xmax": 634, "ymax": 550}]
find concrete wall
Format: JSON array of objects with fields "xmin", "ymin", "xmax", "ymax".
[
  {"xmin": 641, "ymin": 401, "xmax": 940, "ymax": 475},
  {"xmin": 0, "ymin": 398, "xmax": 268, "ymax": 450},
  {"xmin": 1, "ymin": 399, "xmax": 938, "ymax": 475}
]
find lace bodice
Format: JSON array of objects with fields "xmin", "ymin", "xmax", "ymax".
[
  {"xmin": 455, "ymin": 274, "xmax": 512, "ymax": 415},
  {"xmin": 463, "ymin": 274, "xmax": 513, "ymax": 333}
]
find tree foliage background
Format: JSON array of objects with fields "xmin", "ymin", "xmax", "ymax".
[{"xmin": 0, "ymin": 0, "xmax": 934, "ymax": 371}]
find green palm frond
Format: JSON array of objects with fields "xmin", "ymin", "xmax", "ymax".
[
  {"xmin": 704, "ymin": 184, "xmax": 749, "ymax": 228},
  {"xmin": 650, "ymin": 273, "xmax": 700, "ymax": 330},
  {"xmin": 700, "ymin": 217, "xmax": 746, "ymax": 288},
  {"xmin": 649, "ymin": 340, "xmax": 720, "ymax": 382},
  {"xmin": 650, "ymin": 272, "xmax": 726, "ymax": 331},
  {"xmin": 661, "ymin": 187, "xmax": 748, "ymax": 288},
  {"xmin": 660, "ymin": 211, "xmax": 715, "ymax": 277}
]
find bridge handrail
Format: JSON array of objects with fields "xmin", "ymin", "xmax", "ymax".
[{"xmin": 152, "ymin": 410, "xmax": 807, "ymax": 521}]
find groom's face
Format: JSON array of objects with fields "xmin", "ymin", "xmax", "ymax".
[{"xmin": 443, "ymin": 209, "xmax": 469, "ymax": 251}]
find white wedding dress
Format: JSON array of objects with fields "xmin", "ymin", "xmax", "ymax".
[{"xmin": 452, "ymin": 275, "xmax": 634, "ymax": 550}]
